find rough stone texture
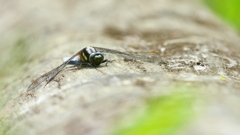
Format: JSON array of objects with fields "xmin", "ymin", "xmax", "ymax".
[{"xmin": 1, "ymin": 0, "xmax": 240, "ymax": 135}]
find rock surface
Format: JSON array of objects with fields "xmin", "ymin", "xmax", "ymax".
[{"xmin": 1, "ymin": 0, "xmax": 240, "ymax": 135}]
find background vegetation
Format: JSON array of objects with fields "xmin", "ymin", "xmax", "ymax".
[
  {"xmin": 204, "ymin": 0, "xmax": 240, "ymax": 32},
  {"xmin": 113, "ymin": 86, "xmax": 197, "ymax": 135}
]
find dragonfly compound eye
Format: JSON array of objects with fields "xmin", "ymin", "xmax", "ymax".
[{"xmin": 89, "ymin": 52, "xmax": 104, "ymax": 67}]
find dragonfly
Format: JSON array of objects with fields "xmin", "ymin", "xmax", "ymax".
[{"xmin": 27, "ymin": 46, "xmax": 164, "ymax": 91}]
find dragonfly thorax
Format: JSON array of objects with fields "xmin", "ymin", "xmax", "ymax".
[{"xmin": 81, "ymin": 46, "xmax": 104, "ymax": 67}]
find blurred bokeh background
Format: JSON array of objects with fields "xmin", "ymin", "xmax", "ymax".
[
  {"xmin": 0, "ymin": 0, "xmax": 240, "ymax": 135},
  {"xmin": 204, "ymin": 0, "xmax": 240, "ymax": 32}
]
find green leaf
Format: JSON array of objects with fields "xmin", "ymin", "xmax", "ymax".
[
  {"xmin": 113, "ymin": 86, "xmax": 196, "ymax": 135},
  {"xmin": 204, "ymin": 0, "xmax": 240, "ymax": 32}
]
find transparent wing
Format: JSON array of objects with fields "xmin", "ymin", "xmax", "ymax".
[
  {"xmin": 27, "ymin": 50, "xmax": 82, "ymax": 91},
  {"xmin": 94, "ymin": 47, "xmax": 164, "ymax": 64},
  {"xmin": 62, "ymin": 56, "xmax": 81, "ymax": 65}
]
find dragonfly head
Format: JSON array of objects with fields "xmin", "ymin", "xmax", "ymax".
[{"xmin": 89, "ymin": 52, "xmax": 104, "ymax": 67}]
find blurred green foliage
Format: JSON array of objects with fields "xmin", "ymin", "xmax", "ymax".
[
  {"xmin": 113, "ymin": 85, "xmax": 196, "ymax": 135},
  {"xmin": 0, "ymin": 123, "xmax": 10, "ymax": 135},
  {"xmin": 0, "ymin": 36, "xmax": 29, "ymax": 108},
  {"xmin": 0, "ymin": 38, "xmax": 28, "ymax": 76},
  {"xmin": 204, "ymin": 0, "xmax": 240, "ymax": 32},
  {"xmin": 0, "ymin": 35, "xmax": 34, "ymax": 135}
]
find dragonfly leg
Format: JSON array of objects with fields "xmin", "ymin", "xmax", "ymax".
[
  {"xmin": 102, "ymin": 59, "xmax": 115, "ymax": 66},
  {"xmin": 75, "ymin": 62, "xmax": 96, "ymax": 68}
]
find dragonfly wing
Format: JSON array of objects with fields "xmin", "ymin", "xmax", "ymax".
[
  {"xmin": 62, "ymin": 57, "xmax": 71, "ymax": 62},
  {"xmin": 62, "ymin": 56, "xmax": 81, "ymax": 65},
  {"xmin": 27, "ymin": 51, "xmax": 82, "ymax": 91},
  {"xmin": 62, "ymin": 56, "xmax": 80, "ymax": 62},
  {"xmin": 94, "ymin": 47, "xmax": 162, "ymax": 64},
  {"xmin": 27, "ymin": 72, "xmax": 52, "ymax": 92}
]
